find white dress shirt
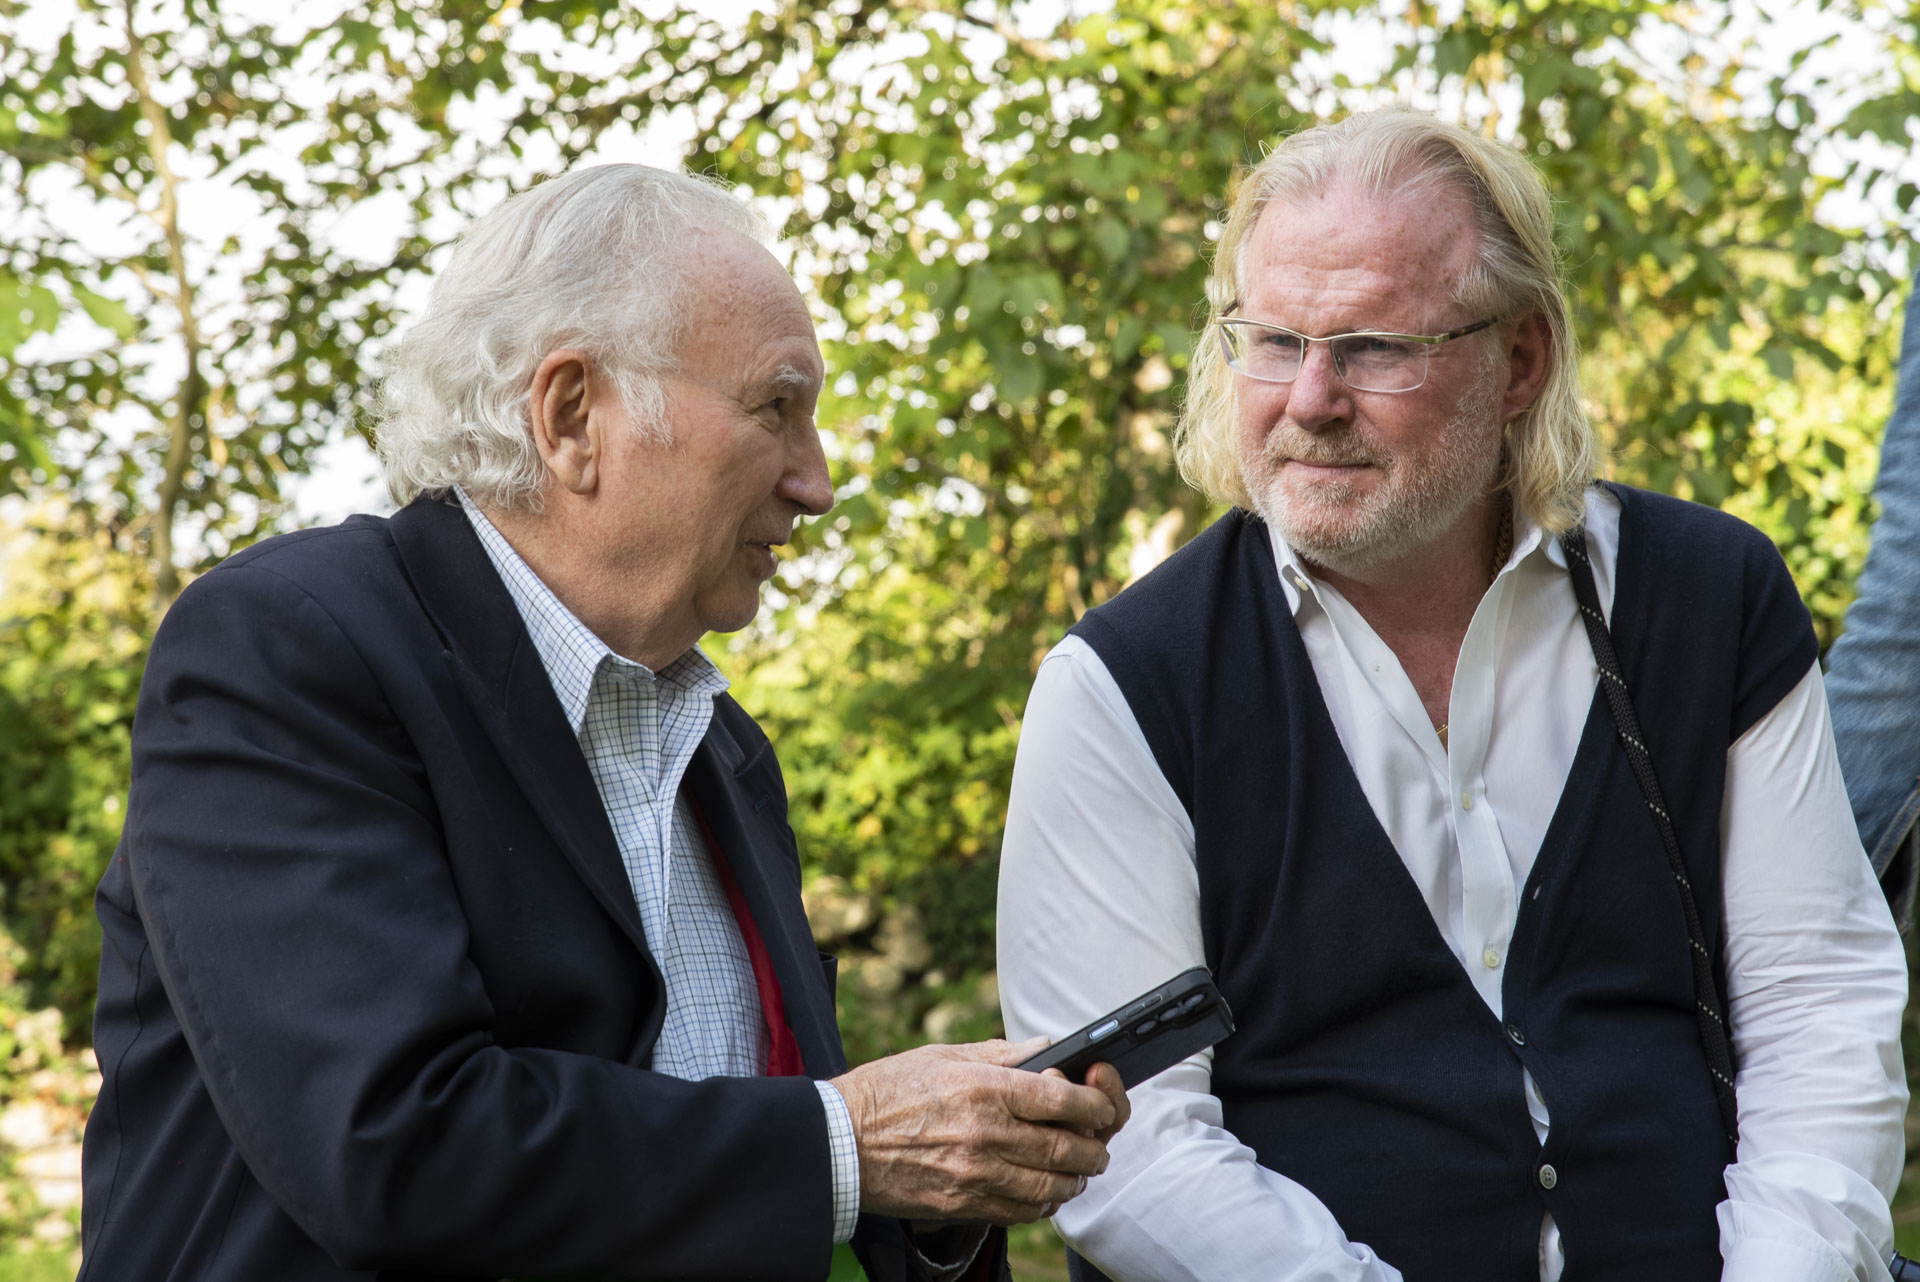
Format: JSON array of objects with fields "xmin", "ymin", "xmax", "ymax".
[
  {"xmin": 457, "ymin": 492, "xmax": 862, "ymax": 1243},
  {"xmin": 998, "ymin": 487, "xmax": 1907, "ymax": 1282}
]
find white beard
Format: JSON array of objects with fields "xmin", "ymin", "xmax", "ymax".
[{"xmin": 1241, "ymin": 369, "xmax": 1505, "ymax": 579}]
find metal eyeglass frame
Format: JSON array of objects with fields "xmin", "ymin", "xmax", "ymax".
[{"xmin": 1215, "ymin": 302, "xmax": 1502, "ymax": 394}]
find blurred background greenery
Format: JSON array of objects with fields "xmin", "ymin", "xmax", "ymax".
[{"xmin": 0, "ymin": 0, "xmax": 1916, "ymax": 1273}]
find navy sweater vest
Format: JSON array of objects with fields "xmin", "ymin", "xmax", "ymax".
[{"xmin": 1068, "ymin": 485, "xmax": 1816, "ymax": 1281}]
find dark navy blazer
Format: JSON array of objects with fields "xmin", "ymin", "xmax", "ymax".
[{"xmin": 82, "ymin": 495, "xmax": 939, "ymax": 1281}]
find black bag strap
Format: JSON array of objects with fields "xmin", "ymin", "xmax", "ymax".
[{"xmin": 1558, "ymin": 525, "xmax": 1740, "ymax": 1147}]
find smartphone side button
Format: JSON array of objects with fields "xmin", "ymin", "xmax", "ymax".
[{"xmin": 1088, "ymin": 1019, "xmax": 1120, "ymax": 1041}]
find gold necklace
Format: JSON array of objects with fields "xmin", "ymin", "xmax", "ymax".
[{"xmin": 1438, "ymin": 499, "xmax": 1515, "ymax": 752}]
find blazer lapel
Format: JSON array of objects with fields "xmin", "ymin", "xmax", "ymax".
[
  {"xmin": 684, "ymin": 713, "xmax": 847, "ymax": 1079},
  {"xmin": 387, "ymin": 496, "xmax": 656, "ymax": 964}
]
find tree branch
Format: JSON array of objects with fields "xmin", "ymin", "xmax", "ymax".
[{"xmin": 122, "ymin": 0, "xmax": 206, "ymax": 608}]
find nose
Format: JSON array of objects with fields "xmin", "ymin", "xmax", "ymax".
[
  {"xmin": 1283, "ymin": 339, "xmax": 1352, "ymax": 433},
  {"xmin": 779, "ymin": 421, "xmax": 834, "ymax": 517}
]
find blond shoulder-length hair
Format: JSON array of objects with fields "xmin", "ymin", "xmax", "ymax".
[{"xmin": 1174, "ymin": 109, "xmax": 1596, "ymax": 534}]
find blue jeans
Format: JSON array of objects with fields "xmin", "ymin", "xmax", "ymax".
[{"xmin": 1826, "ymin": 270, "xmax": 1920, "ymax": 896}]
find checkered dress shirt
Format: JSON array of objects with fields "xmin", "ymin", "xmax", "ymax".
[{"xmin": 458, "ymin": 491, "xmax": 860, "ymax": 1244}]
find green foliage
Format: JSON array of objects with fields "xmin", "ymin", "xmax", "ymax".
[
  {"xmin": 0, "ymin": 502, "xmax": 149, "ymax": 1039},
  {"xmin": 0, "ymin": 0, "xmax": 662, "ymax": 595},
  {"xmin": 685, "ymin": 0, "xmax": 1918, "ymax": 1060},
  {"xmin": 0, "ymin": 943, "xmax": 93, "ymax": 1262},
  {"xmin": 0, "ymin": 1252, "xmax": 78, "ymax": 1282}
]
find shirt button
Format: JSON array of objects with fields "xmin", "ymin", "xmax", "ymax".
[
  {"xmin": 1460, "ymin": 791, "xmax": 1474, "ymax": 811},
  {"xmin": 1538, "ymin": 1164, "xmax": 1558, "ymax": 1190},
  {"xmin": 1482, "ymin": 947, "xmax": 1500, "ymax": 969}
]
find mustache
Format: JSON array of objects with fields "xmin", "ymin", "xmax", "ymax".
[{"xmin": 1260, "ymin": 429, "xmax": 1384, "ymax": 469}]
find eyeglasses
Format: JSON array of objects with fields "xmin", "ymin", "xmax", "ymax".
[{"xmin": 1215, "ymin": 312, "xmax": 1502, "ymax": 393}]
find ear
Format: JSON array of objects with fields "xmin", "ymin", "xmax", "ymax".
[
  {"xmin": 1499, "ymin": 311, "xmax": 1553, "ymax": 426},
  {"xmin": 528, "ymin": 348, "xmax": 600, "ymax": 496}
]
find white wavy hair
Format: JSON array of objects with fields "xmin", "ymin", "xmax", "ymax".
[
  {"xmin": 376, "ymin": 164, "xmax": 773, "ymax": 510},
  {"xmin": 1176, "ymin": 109, "xmax": 1597, "ymax": 534}
]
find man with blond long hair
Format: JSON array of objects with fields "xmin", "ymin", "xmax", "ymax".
[{"xmin": 997, "ymin": 109, "xmax": 1906, "ymax": 1281}]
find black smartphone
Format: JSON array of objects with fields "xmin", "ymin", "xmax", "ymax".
[{"xmin": 1016, "ymin": 966, "xmax": 1234, "ymax": 1089}]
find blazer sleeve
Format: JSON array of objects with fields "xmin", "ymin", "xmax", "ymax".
[{"xmin": 121, "ymin": 559, "xmax": 836, "ymax": 1280}]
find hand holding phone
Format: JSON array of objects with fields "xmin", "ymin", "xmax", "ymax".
[{"xmin": 1017, "ymin": 967, "xmax": 1234, "ymax": 1090}]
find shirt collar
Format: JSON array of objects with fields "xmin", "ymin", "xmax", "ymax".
[
  {"xmin": 1537, "ymin": 516, "xmax": 1571, "ymax": 570},
  {"xmin": 1262, "ymin": 497, "xmax": 1554, "ymax": 613},
  {"xmin": 454, "ymin": 488, "xmax": 728, "ymax": 736}
]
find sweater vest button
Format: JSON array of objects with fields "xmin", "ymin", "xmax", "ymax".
[
  {"xmin": 1538, "ymin": 1163, "xmax": 1558, "ymax": 1190},
  {"xmin": 1506, "ymin": 1023, "xmax": 1526, "ymax": 1046}
]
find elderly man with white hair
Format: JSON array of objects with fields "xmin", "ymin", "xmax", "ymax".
[
  {"xmin": 998, "ymin": 109, "xmax": 1907, "ymax": 1282},
  {"xmin": 81, "ymin": 165, "xmax": 1125, "ymax": 1282}
]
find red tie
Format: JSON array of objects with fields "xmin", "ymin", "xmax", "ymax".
[
  {"xmin": 689, "ymin": 798, "xmax": 808, "ymax": 1078},
  {"xmin": 692, "ymin": 803, "xmax": 1010, "ymax": 1279}
]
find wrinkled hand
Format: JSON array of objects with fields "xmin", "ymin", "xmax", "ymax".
[
  {"xmin": 1073, "ymin": 1060, "xmax": 1129, "ymax": 1146},
  {"xmin": 831, "ymin": 1037, "xmax": 1129, "ymax": 1225}
]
